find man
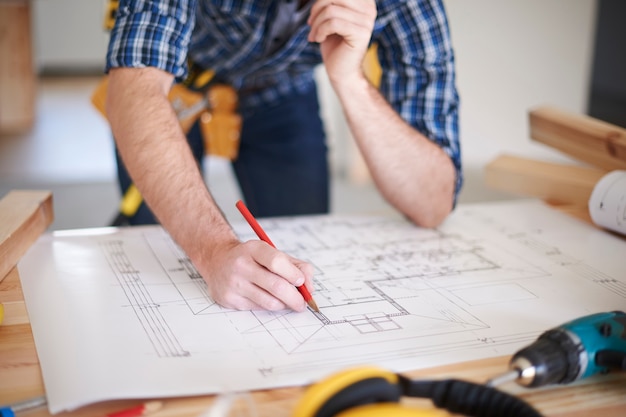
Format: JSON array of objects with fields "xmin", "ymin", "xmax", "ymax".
[{"xmin": 105, "ymin": 0, "xmax": 462, "ymax": 312}]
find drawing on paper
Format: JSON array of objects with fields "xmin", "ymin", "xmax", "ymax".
[
  {"xmin": 19, "ymin": 200, "xmax": 626, "ymax": 413},
  {"xmin": 98, "ymin": 212, "xmax": 621, "ymax": 372}
]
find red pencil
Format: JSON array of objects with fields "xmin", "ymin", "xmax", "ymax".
[
  {"xmin": 235, "ymin": 200, "xmax": 320, "ymax": 312},
  {"xmin": 106, "ymin": 401, "xmax": 163, "ymax": 417}
]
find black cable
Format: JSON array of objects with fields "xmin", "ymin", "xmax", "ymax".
[{"xmin": 400, "ymin": 376, "xmax": 543, "ymax": 417}]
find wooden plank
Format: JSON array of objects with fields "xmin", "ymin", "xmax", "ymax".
[
  {"xmin": 0, "ymin": 267, "xmax": 29, "ymax": 325},
  {"xmin": 0, "ymin": 190, "xmax": 53, "ymax": 283},
  {"xmin": 0, "ymin": 1, "xmax": 36, "ymax": 133},
  {"xmin": 545, "ymin": 203, "xmax": 593, "ymax": 225},
  {"xmin": 529, "ymin": 106, "xmax": 626, "ymax": 171},
  {"xmin": 484, "ymin": 154, "xmax": 608, "ymax": 206}
]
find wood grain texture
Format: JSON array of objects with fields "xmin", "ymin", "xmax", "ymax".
[
  {"xmin": 0, "ymin": 267, "xmax": 29, "ymax": 325},
  {"xmin": 0, "ymin": 190, "xmax": 53, "ymax": 283},
  {"xmin": 484, "ymin": 154, "xmax": 607, "ymax": 206},
  {"xmin": 529, "ymin": 106, "xmax": 626, "ymax": 171}
]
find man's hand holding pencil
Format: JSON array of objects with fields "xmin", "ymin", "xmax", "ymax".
[
  {"xmin": 236, "ymin": 200, "xmax": 320, "ymax": 312},
  {"xmin": 195, "ymin": 200, "xmax": 317, "ymax": 312}
]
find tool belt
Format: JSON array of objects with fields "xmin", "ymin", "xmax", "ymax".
[
  {"xmin": 96, "ymin": 1, "xmax": 241, "ymax": 161},
  {"xmin": 91, "ymin": 70, "xmax": 242, "ymax": 161}
]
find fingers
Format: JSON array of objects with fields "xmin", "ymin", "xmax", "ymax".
[
  {"xmin": 217, "ymin": 293, "xmax": 264, "ymax": 311},
  {"xmin": 252, "ymin": 242, "xmax": 308, "ymax": 288},
  {"xmin": 247, "ymin": 268, "xmax": 307, "ymax": 312},
  {"xmin": 308, "ymin": 0, "xmax": 376, "ymax": 44},
  {"xmin": 292, "ymin": 256, "xmax": 316, "ymax": 292},
  {"xmin": 246, "ymin": 241, "xmax": 311, "ymax": 311},
  {"xmin": 203, "ymin": 240, "xmax": 313, "ymax": 312}
]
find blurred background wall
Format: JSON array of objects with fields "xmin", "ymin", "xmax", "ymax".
[{"xmin": 31, "ymin": 0, "xmax": 602, "ymax": 173}]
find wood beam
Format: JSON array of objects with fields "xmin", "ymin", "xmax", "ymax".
[{"xmin": 529, "ymin": 106, "xmax": 626, "ymax": 171}]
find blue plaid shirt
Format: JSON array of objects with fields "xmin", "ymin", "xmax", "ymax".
[{"xmin": 106, "ymin": 0, "xmax": 463, "ymax": 199}]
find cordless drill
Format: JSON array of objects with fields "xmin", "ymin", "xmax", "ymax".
[{"xmin": 488, "ymin": 311, "xmax": 626, "ymax": 388}]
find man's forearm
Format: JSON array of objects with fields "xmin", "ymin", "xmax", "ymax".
[
  {"xmin": 332, "ymin": 76, "xmax": 456, "ymax": 228},
  {"xmin": 105, "ymin": 67, "xmax": 238, "ymax": 261},
  {"xmin": 308, "ymin": 0, "xmax": 455, "ymax": 227}
]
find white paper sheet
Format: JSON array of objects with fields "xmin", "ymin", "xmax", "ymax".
[
  {"xmin": 589, "ymin": 170, "xmax": 626, "ymax": 236},
  {"xmin": 17, "ymin": 200, "xmax": 626, "ymax": 413}
]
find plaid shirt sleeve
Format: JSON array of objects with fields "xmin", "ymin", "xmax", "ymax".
[
  {"xmin": 375, "ymin": 0, "xmax": 463, "ymax": 203},
  {"xmin": 105, "ymin": 0, "xmax": 197, "ymax": 80}
]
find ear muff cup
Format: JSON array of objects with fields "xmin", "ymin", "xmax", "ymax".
[
  {"xmin": 293, "ymin": 366, "xmax": 544, "ymax": 417},
  {"xmin": 315, "ymin": 376, "xmax": 402, "ymax": 417},
  {"xmin": 334, "ymin": 403, "xmax": 444, "ymax": 417},
  {"xmin": 292, "ymin": 366, "xmax": 402, "ymax": 417}
]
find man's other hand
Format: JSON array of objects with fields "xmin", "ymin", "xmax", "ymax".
[{"xmin": 308, "ymin": 0, "xmax": 376, "ymax": 85}]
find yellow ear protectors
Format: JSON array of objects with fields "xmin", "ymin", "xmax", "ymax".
[
  {"xmin": 334, "ymin": 403, "xmax": 443, "ymax": 417},
  {"xmin": 293, "ymin": 367, "xmax": 412, "ymax": 417},
  {"xmin": 292, "ymin": 366, "xmax": 544, "ymax": 417}
]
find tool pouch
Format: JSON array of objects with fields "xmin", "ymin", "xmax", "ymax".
[
  {"xmin": 90, "ymin": 76, "xmax": 242, "ymax": 161},
  {"xmin": 199, "ymin": 85, "xmax": 242, "ymax": 161}
]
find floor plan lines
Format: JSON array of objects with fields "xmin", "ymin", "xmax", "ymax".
[
  {"xmin": 460, "ymin": 206, "xmax": 626, "ymax": 300},
  {"xmin": 79, "ymin": 204, "xmax": 626, "ymax": 372},
  {"xmin": 102, "ymin": 240, "xmax": 190, "ymax": 358},
  {"xmin": 146, "ymin": 232, "xmax": 226, "ymax": 315},
  {"xmin": 95, "ymin": 213, "xmax": 562, "ymax": 362},
  {"xmin": 567, "ymin": 263, "xmax": 626, "ymax": 298}
]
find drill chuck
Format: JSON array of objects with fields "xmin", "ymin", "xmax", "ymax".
[
  {"xmin": 487, "ymin": 311, "xmax": 626, "ymax": 389},
  {"xmin": 510, "ymin": 329, "xmax": 586, "ymax": 387}
]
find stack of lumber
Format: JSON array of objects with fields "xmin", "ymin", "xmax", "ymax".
[{"xmin": 485, "ymin": 106, "xmax": 626, "ymax": 224}]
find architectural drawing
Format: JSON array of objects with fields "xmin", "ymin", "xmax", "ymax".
[
  {"xmin": 102, "ymin": 216, "xmax": 548, "ymax": 361},
  {"xmin": 97, "ymin": 202, "xmax": 625, "ymax": 373},
  {"xmin": 18, "ymin": 200, "xmax": 626, "ymax": 413},
  {"xmin": 589, "ymin": 170, "xmax": 626, "ymax": 235}
]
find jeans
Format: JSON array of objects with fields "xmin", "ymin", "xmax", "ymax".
[{"xmin": 114, "ymin": 84, "xmax": 329, "ymax": 225}]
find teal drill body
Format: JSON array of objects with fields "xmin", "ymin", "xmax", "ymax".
[
  {"xmin": 561, "ymin": 310, "xmax": 626, "ymax": 380},
  {"xmin": 507, "ymin": 311, "xmax": 626, "ymax": 387}
]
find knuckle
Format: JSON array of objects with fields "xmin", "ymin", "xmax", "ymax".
[
  {"xmin": 261, "ymin": 297, "xmax": 285, "ymax": 311},
  {"xmin": 268, "ymin": 253, "xmax": 289, "ymax": 272},
  {"xmin": 218, "ymin": 292, "xmax": 237, "ymax": 309},
  {"xmin": 268, "ymin": 276, "xmax": 287, "ymax": 293},
  {"xmin": 301, "ymin": 263, "xmax": 315, "ymax": 276},
  {"xmin": 231, "ymin": 256, "xmax": 251, "ymax": 276},
  {"xmin": 231, "ymin": 256, "xmax": 246, "ymax": 271}
]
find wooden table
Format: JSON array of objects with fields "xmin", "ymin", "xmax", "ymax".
[{"xmin": 1, "ymin": 195, "xmax": 625, "ymax": 417}]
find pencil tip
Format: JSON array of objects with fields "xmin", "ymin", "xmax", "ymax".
[{"xmin": 307, "ymin": 299, "xmax": 320, "ymax": 313}]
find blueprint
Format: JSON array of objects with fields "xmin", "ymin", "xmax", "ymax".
[
  {"xmin": 589, "ymin": 170, "xmax": 626, "ymax": 236},
  {"xmin": 17, "ymin": 199, "xmax": 626, "ymax": 413}
]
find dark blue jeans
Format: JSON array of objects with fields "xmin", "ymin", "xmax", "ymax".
[{"xmin": 115, "ymin": 84, "xmax": 329, "ymax": 224}]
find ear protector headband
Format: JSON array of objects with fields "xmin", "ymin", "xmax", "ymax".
[{"xmin": 292, "ymin": 366, "xmax": 543, "ymax": 417}]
